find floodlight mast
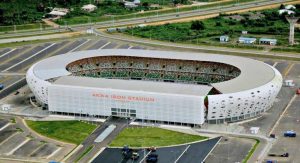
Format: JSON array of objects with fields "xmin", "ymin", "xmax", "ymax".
[{"xmin": 286, "ymin": 16, "xmax": 299, "ymax": 45}]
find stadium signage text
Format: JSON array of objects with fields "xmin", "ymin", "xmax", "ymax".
[{"xmin": 92, "ymin": 93, "xmax": 155, "ymax": 102}]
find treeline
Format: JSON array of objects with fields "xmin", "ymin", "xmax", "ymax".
[{"xmin": 0, "ymin": 0, "xmax": 89, "ymax": 25}]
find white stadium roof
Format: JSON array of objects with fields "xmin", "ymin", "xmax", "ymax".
[
  {"xmin": 54, "ymin": 76, "xmax": 213, "ymax": 96},
  {"xmin": 32, "ymin": 49, "xmax": 276, "ymax": 94}
]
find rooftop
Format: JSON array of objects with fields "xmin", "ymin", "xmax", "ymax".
[
  {"xmin": 54, "ymin": 76, "xmax": 213, "ymax": 96},
  {"xmin": 33, "ymin": 49, "xmax": 277, "ymax": 94}
]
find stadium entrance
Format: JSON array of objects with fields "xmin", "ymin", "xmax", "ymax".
[{"xmin": 111, "ymin": 108, "xmax": 136, "ymax": 118}]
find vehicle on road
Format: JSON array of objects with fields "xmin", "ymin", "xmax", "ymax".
[
  {"xmin": 268, "ymin": 152, "xmax": 289, "ymax": 157},
  {"xmin": 284, "ymin": 131, "xmax": 296, "ymax": 137},
  {"xmin": 0, "ymin": 84, "xmax": 4, "ymax": 90},
  {"xmin": 266, "ymin": 160, "xmax": 277, "ymax": 163}
]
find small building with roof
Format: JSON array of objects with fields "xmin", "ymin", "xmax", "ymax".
[
  {"xmin": 278, "ymin": 9, "xmax": 295, "ymax": 15},
  {"xmin": 82, "ymin": 4, "xmax": 97, "ymax": 12},
  {"xmin": 220, "ymin": 35, "xmax": 229, "ymax": 42},
  {"xmin": 259, "ymin": 38, "xmax": 277, "ymax": 46},
  {"xmin": 238, "ymin": 37, "xmax": 256, "ymax": 44},
  {"xmin": 124, "ymin": 2, "xmax": 138, "ymax": 8},
  {"xmin": 285, "ymin": 5, "xmax": 296, "ymax": 10}
]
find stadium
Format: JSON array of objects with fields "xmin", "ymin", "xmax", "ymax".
[{"xmin": 26, "ymin": 49, "xmax": 282, "ymax": 125}]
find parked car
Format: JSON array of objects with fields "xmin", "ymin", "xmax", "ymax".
[
  {"xmin": 266, "ymin": 160, "xmax": 277, "ymax": 163},
  {"xmin": 131, "ymin": 152, "xmax": 139, "ymax": 160},
  {"xmin": 0, "ymin": 84, "xmax": 4, "ymax": 90},
  {"xmin": 270, "ymin": 134, "xmax": 276, "ymax": 138},
  {"xmin": 284, "ymin": 131, "xmax": 296, "ymax": 137},
  {"xmin": 146, "ymin": 153, "xmax": 158, "ymax": 163},
  {"xmin": 296, "ymin": 88, "xmax": 300, "ymax": 95}
]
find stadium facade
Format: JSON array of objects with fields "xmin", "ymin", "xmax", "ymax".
[{"xmin": 26, "ymin": 50, "xmax": 282, "ymax": 125}]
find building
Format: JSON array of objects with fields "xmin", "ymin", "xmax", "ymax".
[
  {"xmin": 238, "ymin": 37, "xmax": 256, "ymax": 44},
  {"xmin": 26, "ymin": 50, "xmax": 282, "ymax": 125},
  {"xmin": 220, "ymin": 35, "xmax": 229, "ymax": 42},
  {"xmin": 242, "ymin": 31, "xmax": 248, "ymax": 35},
  {"xmin": 259, "ymin": 38, "xmax": 277, "ymax": 45},
  {"xmin": 124, "ymin": 2, "xmax": 138, "ymax": 8},
  {"xmin": 278, "ymin": 9, "xmax": 295, "ymax": 15},
  {"xmin": 285, "ymin": 5, "xmax": 296, "ymax": 10},
  {"xmin": 82, "ymin": 4, "xmax": 97, "ymax": 12},
  {"xmin": 48, "ymin": 8, "xmax": 69, "ymax": 16}
]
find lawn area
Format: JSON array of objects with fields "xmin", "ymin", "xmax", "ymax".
[
  {"xmin": 26, "ymin": 120, "xmax": 97, "ymax": 145},
  {"xmin": 110, "ymin": 127, "xmax": 208, "ymax": 147}
]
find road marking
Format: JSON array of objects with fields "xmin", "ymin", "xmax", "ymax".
[
  {"xmin": 2, "ymin": 43, "xmax": 56, "ymax": 72},
  {"xmin": 29, "ymin": 143, "xmax": 45, "ymax": 157},
  {"xmin": 269, "ymin": 94, "xmax": 297, "ymax": 135},
  {"xmin": 6, "ymin": 138, "xmax": 30, "ymax": 155},
  {"xmin": 139, "ymin": 151, "xmax": 151, "ymax": 163},
  {"xmin": 0, "ymin": 123, "xmax": 10, "ymax": 131},
  {"xmin": 47, "ymin": 147, "xmax": 62, "ymax": 159},
  {"xmin": 174, "ymin": 145, "xmax": 191, "ymax": 163},
  {"xmin": 68, "ymin": 39, "xmax": 91, "ymax": 53},
  {"xmin": 0, "ymin": 77, "xmax": 25, "ymax": 93},
  {"xmin": 61, "ymin": 144, "xmax": 83, "ymax": 162},
  {"xmin": 99, "ymin": 42, "xmax": 111, "ymax": 49},
  {"xmin": 0, "ymin": 48, "xmax": 16, "ymax": 58},
  {"xmin": 0, "ymin": 72, "xmax": 26, "ymax": 76},
  {"xmin": 88, "ymin": 147, "xmax": 105, "ymax": 163},
  {"xmin": 202, "ymin": 137, "xmax": 222, "ymax": 162},
  {"xmin": 283, "ymin": 63, "xmax": 294, "ymax": 77},
  {"xmin": 272, "ymin": 62, "xmax": 278, "ymax": 67},
  {"xmin": 0, "ymin": 132, "xmax": 18, "ymax": 146}
]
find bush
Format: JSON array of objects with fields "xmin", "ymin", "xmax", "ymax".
[{"xmin": 191, "ymin": 20, "xmax": 205, "ymax": 30}]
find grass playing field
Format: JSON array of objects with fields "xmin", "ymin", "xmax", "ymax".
[
  {"xmin": 110, "ymin": 127, "xmax": 207, "ymax": 147},
  {"xmin": 26, "ymin": 120, "xmax": 97, "ymax": 144}
]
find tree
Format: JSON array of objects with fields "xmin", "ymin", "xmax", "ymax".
[
  {"xmin": 279, "ymin": 4, "xmax": 285, "ymax": 9},
  {"xmin": 215, "ymin": 21, "xmax": 222, "ymax": 27},
  {"xmin": 142, "ymin": 2, "xmax": 149, "ymax": 8},
  {"xmin": 191, "ymin": 20, "xmax": 205, "ymax": 30}
]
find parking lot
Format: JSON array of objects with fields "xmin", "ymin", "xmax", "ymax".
[
  {"xmin": 0, "ymin": 116, "xmax": 75, "ymax": 162},
  {"xmin": 92, "ymin": 137, "xmax": 221, "ymax": 163},
  {"xmin": 0, "ymin": 37, "xmax": 154, "ymax": 101}
]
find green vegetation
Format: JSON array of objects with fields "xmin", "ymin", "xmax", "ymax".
[
  {"xmin": 75, "ymin": 145, "xmax": 94, "ymax": 162},
  {"xmin": 242, "ymin": 139, "xmax": 260, "ymax": 163},
  {"xmin": 26, "ymin": 120, "xmax": 97, "ymax": 144},
  {"xmin": 0, "ymin": 23, "xmax": 50, "ymax": 33},
  {"xmin": 110, "ymin": 127, "xmax": 208, "ymax": 147},
  {"xmin": 10, "ymin": 118, "xmax": 16, "ymax": 123},
  {"xmin": 124, "ymin": 6, "xmax": 300, "ymax": 52},
  {"xmin": 16, "ymin": 127, "xmax": 24, "ymax": 132}
]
